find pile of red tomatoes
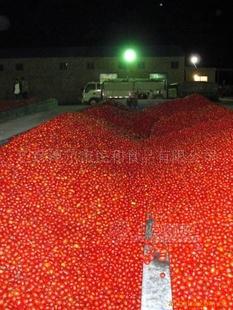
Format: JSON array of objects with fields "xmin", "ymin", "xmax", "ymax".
[{"xmin": 0, "ymin": 95, "xmax": 232, "ymax": 309}]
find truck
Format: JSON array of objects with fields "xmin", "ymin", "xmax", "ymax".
[
  {"xmin": 168, "ymin": 81, "xmax": 219, "ymax": 100},
  {"xmin": 167, "ymin": 81, "xmax": 220, "ymax": 100},
  {"xmin": 178, "ymin": 81, "xmax": 219, "ymax": 100},
  {"xmin": 82, "ymin": 78, "xmax": 168, "ymax": 105}
]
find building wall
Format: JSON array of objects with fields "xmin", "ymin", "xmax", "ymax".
[
  {"xmin": 0, "ymin": 56, "xmax": 185, "ymax": 103},
  {"xmin": 185, "ymin": 67, "xmax": 216, "ymax": 83}
]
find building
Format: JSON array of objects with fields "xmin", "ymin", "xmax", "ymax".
[{"xmin": 0, "ymin": 46, "xmax": 185, "ymax": 104}]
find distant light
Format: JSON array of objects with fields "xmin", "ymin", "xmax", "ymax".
[
  {"xmin": 193, "ymin": 74, "xmax": 208, "ymax": 82},
  {"xmin": 193, "ymin": 74, "xmax": 200, "ymax": 81},
  {"xmin": 190, "ymin": 55, "xmax": 200, "ymax": 67},
  {"xmin": 191, "ymin": 56, "xmax": 199, "ymax": 65},
  {"xmin": 123, "ymin": 49, "xmax": 137, "ymax": 63},
  {"xmin": 159, "ymin": 2, "xmax": 164, "ymax": 7}
]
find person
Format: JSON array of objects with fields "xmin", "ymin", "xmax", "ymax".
[
  {"xmin": 13, "ymin": 78, "xmax": 21, "ymax": 100},
  {"xmin": 21, "ymin": 77, "xmax": 29, "ymax": 99},
  {"xmin": 127, "ymin": 91, "xmax": 138, "ymax": 109}
]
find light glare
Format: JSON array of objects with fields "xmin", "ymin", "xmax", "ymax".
[
  {"xmin": 190, "ymin": 55, "xmax": 199, "ymax": 65},
  {"xmin": 124, "ymin": 49, "xmax": 137, "ymax": 63}
]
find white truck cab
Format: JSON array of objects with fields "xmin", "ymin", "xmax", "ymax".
[{"xmin": 82, "ymin": 82, "xmax": 102, "ymax": 105}]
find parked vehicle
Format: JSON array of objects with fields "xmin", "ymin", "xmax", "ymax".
[
  {"xmin": 178, "ymin": 81, "xmax": 219, "ymax": 100},
  {"xmin": 82, "ymin": 78, "xmax": 167, "ymax": 105},
  {"xmin": 81, "ymin": 82, "xmax": 102, "ymax": 105}
]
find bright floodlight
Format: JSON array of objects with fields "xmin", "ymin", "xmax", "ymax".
[
  {"xmin": 190, "ymin": 55, "xmax": 200, "ymax": 66},
  {"xmin": 123, "ymin": 49, "xmax": 137, "ymax": 63}
]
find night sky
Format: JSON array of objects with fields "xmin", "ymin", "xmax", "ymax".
[{"xmin": 0, "ymin": 0, "xmax": 232, "ymax": 66}]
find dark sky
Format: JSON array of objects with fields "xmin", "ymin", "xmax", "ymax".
[{"xmin": 0, "ymin": 0, "xmax": 232, "ymax": 66}]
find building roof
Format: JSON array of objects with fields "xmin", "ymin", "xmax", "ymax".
[{"xmin": 0, "ymin": 45, "xmax": 184, "ymax": 59}]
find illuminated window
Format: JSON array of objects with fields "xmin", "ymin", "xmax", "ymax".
[
  {"xmin": 150, "ymin": 73, "xmax": 167, "ymax": 80},
  {"xmin": 200, "ymin": 76, "xmax": 208, "ymax": 82},
  {"xmin": 193, "ymin": 74, "xmax": 208, "ymax": 82},
  {"xmin": 100, "ymin": 73, "xmax": 118, "ymax": 83}
]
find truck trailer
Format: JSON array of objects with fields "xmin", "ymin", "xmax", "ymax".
[
  {"xmin": 82, "ymin": 78, "xmax": 168, "ymax": 105},
  {"xmin": 167, "ymin": 81, "xmax": 219, "ymax": 100}
]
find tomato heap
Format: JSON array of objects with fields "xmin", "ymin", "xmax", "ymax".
[
  {"xmin": 0, "ymin": 95, "xmax": 232, "ymax": 309},
  {"xmin": 83, "ymin": 104, "xmax": 155, "ymax": 138}
]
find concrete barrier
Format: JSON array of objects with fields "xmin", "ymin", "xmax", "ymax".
[{"xmin": 0, "ymin": 98, "xmax": 58, "ymax": 122}]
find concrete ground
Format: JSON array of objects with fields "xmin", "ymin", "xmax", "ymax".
[{"xmin": 219, "ymin": 97, "xmax": 233, "ymax": 109}]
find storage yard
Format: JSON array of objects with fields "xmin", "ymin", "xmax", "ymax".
[{"xmin": 0, "ymin": 95, "xmax": 233, "ymax": 309}]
